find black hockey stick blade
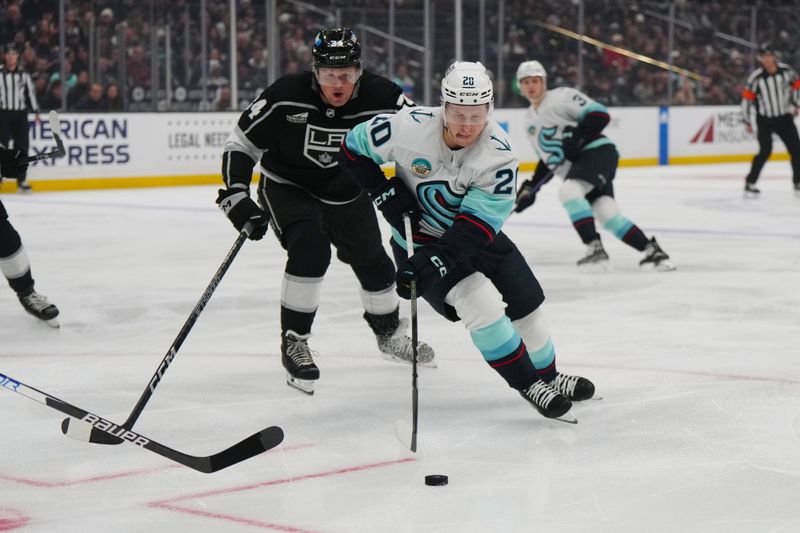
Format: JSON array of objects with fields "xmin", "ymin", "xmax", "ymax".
[
  {"xmin": 61, "ymin": 417, "xmax": 124, "ymax": 444},
  {"xmin": 1, "ymin": 372, "xmax": 284, "ymax": 473}
]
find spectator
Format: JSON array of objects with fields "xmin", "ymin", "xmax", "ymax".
[
  {"xmin": 105, "ymin": 83, "xmax": 123, "ymax": 111},
  {"xmin": 67, "ymin": 70, "xmax": 89, "ymax": 108},
  {"xmin": 75, "ymin": 83, "xmax": 105, "ymax": 110}
]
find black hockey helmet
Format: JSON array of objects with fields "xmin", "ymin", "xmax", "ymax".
[{"xmin": 312, "ymin": 28, "xmax": 361, "ymax": 69}]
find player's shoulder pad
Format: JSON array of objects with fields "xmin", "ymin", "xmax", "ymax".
[
  {"xmin": 263, "ymin": 72, "xmax": 316, "ymax": 101},
  {"xmin": 358, "ymin": 70, "xmax": 409, "ymax": 106},
  {"xmin": 487, "ymin": 121, "xmax": 514, "ymax": 153}
]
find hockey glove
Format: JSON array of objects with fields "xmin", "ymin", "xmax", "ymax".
[
  {"xmin": 561, "ymin": 126, "xmax": 585, "ymax": 162},
  {"xmin": 514, "ymin": 180, "xmax": 539, "ymax": 213},
  {"xmin": 396, "ymin": 246, "xmax": 451, "ymax": 299},
  {"xmin": 369, "ymin": 178, "xmax": 421, "ymax": 234},
  {"xmin": 0, "ymin": 149, "xmax": 28, "ymax": 180},
  {"xmin": 216, "ymin": 188, "xmax": 270, "ymax": 240}
]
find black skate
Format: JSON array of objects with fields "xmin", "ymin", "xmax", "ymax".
[
  {"xmin": 743, "ymin": 182, "xmax": 760, "ymax": 197},
  {"xmin": 519, "ymin": 380, "xmax": 574, "ymax": 423},
  {"xmin": 639, "ymin": 237, "xmax": 675, "ymax": 271},
  {"xmin": 281, "ymin": 330, "xmax": 319, "ymax": 395},
  {"xmin": 17, "ymin": 181, "xmax": 32, "ymax": 194},
  {"xmin": 551, "ymin": 373, "xmax": 595, "ymax": 401},
  {"xmin": 18, "ymin": 290, "xmax": 59, "ymax": 327},
  {"xmin": 794, "ymin": 183, "xmax": 800, "ymax": 197},
  {"xmin": 576, "ymin": 238, "xmax": 609, "ymax": 267}
]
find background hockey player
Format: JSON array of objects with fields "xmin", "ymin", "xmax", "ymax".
[
  {"xmin": 338, "ymin": 61, "xmax": 594, "ymax": 422},
  {"xmin": 216, "ymin": 27, "xmax": 434, "ymax": 395},
  {"xmin": 514, "ymin": 60, "xmax": 674, "ymax": 271},
  {"xmin": 0, "ymin": 146, "xmax": 58, "ymax": 324}
]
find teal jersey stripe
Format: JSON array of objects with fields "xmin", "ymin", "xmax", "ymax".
[
  {"xmin": 345, "ymin": 123, "xmax": 385, "ymax": 164},
  {"xmin": 577, "ymin": 101, "xmax": 608, "ymax": 122},
  {"xmin": 470, "ymin": 316, "xmax": 521, "ymax": 362},
  {"xmin": 603, "ymin": 214, "xmax": 634, "ymax": 239},
  {"xmin": 563, "ymin": 197, "xmax": 593, "ymax": 222},
  {"xmin": 583, "ymin": 137, "xmax": 614, "ymax": 151},
  {"xmin": 460, "ymin": 188, "xmax": 513, "ymax": 233},
  {"xmin": 528, "ymin": 337, "xmax": 555, "ymax": 368}
]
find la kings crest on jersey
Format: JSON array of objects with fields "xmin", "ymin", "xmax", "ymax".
[
  {"xmin": 304, "ymin": 125, "xmax": 349, "ymax": 168},
  {"xmin": 228, "ymin": 71, "xmax": 410, "ymax": 203}
]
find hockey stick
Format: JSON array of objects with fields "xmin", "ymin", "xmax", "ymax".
[
  {"xmin": 62, "ymin": 229, "xmax": 250, "ymax": 445},
  {"xmin": 25, "ymin": 110, "xmax": 66, "ymax": 163},
  {"xmin": 0, "ymin": 371, "xmax": 284, "ymax": 473},
  {"xmin": 394, "ymin": 214, "xmax": 419, "ymax": 453}
]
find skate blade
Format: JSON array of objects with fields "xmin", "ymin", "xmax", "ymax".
[
  {"xmin": 743, "ymin": 191, "xmax": 760, "ymax": 199},
  {"xmin": 43, "ymin": 318, "xmax": 60, "ymax": 328},
  {"xmin": 554, "ymin": 412, "xmax": 578, "ymax": 424},
  {"xmin": 380, "ymin": 353, "xmax": 438, "ymax": 369},
  {"xmin": 578, "ymin": 260, "xmax": 612, "ymax": 272},
  {"xmin": 286, "ymin": 374, "xmax": 315, "ymax": 395}
]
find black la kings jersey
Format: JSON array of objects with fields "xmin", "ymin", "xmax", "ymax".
[{"xmin": 222, "ymin": 71, "xmax": 411, "ymax": 203}]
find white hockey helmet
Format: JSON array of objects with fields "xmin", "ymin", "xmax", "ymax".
[
  {"xmin": 516, "ymin": 60, "xmax": 547, "ymax": 82},
  {"xmin": 440, "ymin": 61, "xmax": 494, "ymax": 106}
]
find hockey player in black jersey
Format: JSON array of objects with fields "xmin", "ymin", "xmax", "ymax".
[
  {"xmin": 0, "ymin": 147, "xmax": 59, "ymax": 325},
  {"xmin": 216, "ymin": 27, "xmax": 435, "ymax": 394}
]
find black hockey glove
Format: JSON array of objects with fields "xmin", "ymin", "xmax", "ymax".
[
  {"xmin": 396, "ymin": 246, "xmax": 451, "ymax": 299},
  {"xmin": 0, "ymin": 148, "xmax": 28, "ymax": 180},
  {"xmin": 369, "ymin": 178, "xmax": 421, "ymax": 234},
  {"xmin": 514, "ymin": 180, "xmax": 539, "ymax": 213},
  {"xmin": 561, "ymin": 126, "xmax": 585, "ymax": 162},
  {"xmin": 216, "ymin": 188, "xmax": 270, "ymax": 240}
]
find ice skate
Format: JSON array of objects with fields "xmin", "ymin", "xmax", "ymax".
[
  {"xmin": 18, "ymin": 290, "xmax": 59, "ymax": 327},
  {"xmin": 743, "ymin": 182, "xmax": 760, "ymax": 198},
  {"xmin": 377, "ymin": 317, "xmax": 436, "ymax": 367},
  {"xmin": 793, "ymin": 183, "xmax": 800, "ymax": 197},
  {"xmin": 17, "ymin": 181, "xmax": 32, "ymax": 194},
  {"xmin": 281, "ymin": 330, "xmax": 319, "ymax": 395},
  {"xmin": 519, "ymin": 380, "xmax": 575, "ymax": 423},
  {"xmin": 550, "ymin": 372, "xmax": 596, "ymax": 401},
  {"xmin": 576, "ymin": 238, "xmax": 609, "ymax": 268},
  {"xmin": 639, "ymin": 237, "xmax": 675, "ymax": 271},
  {"xmin": 364, "ymin": 311, "xmax": 437, "ymax": 368}
]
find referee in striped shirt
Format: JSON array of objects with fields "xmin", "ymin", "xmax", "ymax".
[
  {"xmin": 741, "ymin": 43, "xmax": 800, "ymax": 196},
  {"xmin": 0, "ymin": 44, "xmax": 39, "ymax": 192}
]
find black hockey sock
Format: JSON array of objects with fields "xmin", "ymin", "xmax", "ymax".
[
  {"xmin": 621, "ymin": 225, "xmax": 649, "ymax": 251},
  {"xmin": 573, "ymin": 217, "xmax": 600, "ymax": 244},
  {"xmin": 363, "ymin": 307, "xmax": 400, "ymax": 337},
  {"xmin": 487, "ymin": 341, "xmax": 539, "ymax": 391},
  {"xmin": 281, "ymin": 306, "xmax": 316, "ymax": 337},
  {"xmin": 535, "ymin": 360, "xmax": 558, "ymax": 383}
]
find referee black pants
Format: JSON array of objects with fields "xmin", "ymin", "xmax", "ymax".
[
  {"xmin": 746, "ymin": 114, "xmax": 800, "ymax": 185},
  {"xmin": 0, "ymin": 110, "xmax": 30, "ymax": 182}
]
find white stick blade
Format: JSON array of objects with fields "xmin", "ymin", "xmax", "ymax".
[
  {"xmin": 61, "ymin": 417, "xmax": 94, "ymax": 442},
  {"xmin": 394, "ymin": 419, "xmax": 414, "ymax": 451},
  {"xmin": 48, "ymin": 110, "xmax": 60, "ymax": 134}
]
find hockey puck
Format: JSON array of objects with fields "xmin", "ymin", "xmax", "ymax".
[{"xmin": 424, "ymin": 474, "xmax": 448, "ymax": 486}]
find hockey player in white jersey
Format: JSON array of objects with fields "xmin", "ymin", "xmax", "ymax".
[
  {"xmin": 337, "ymin": 61, "xmax": 595, "ymax": 422},
  {"xmin": 514, "ymin": 60, "xmax": 674, "ymax": 270}
]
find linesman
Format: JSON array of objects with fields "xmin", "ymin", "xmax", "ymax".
[
  {"xmin": 0, "ymin": 44, "xmax": 39, "ymax": 192},
  {"xmin": 741, "ymin": 43, "xmax": 800, "ymax": 196}
]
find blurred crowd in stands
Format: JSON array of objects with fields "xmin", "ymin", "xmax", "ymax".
[{"xmin": 1, "ymin": 0, "xmax": 797, "ymax": 112}]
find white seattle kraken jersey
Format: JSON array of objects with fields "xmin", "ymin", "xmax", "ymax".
[
  {"xmin": 345, "ymin": 105, "xmax": 519, "ymax": 244},
  {"xmin": 522, "ymin": 87, "xmax": 614, "ymax": 178}
]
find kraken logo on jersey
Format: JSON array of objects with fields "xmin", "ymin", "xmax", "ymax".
[
  {"xmin": 417, "ymin": 181, "xmax": 463, "ymax": 235},
  {"xmin": 538, "ymin": 126, "xmax": 565, "ymax": 166},
  {"xmin": 304, "ymin": 125, "xmax": 349, "ymax": 168}
]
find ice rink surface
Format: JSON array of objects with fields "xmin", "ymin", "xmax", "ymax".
[{"xmin": 1, "ymin": 162, "xmax": 799, "ymax": 533}]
